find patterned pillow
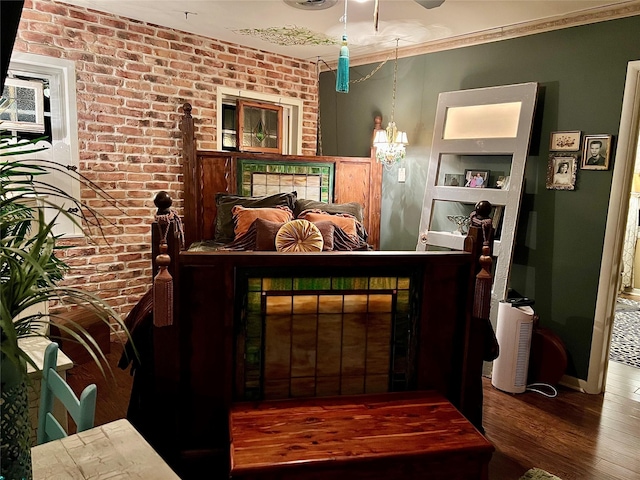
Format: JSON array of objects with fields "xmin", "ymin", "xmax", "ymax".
[
  {"xmin": 232, "ymin": 205, "xmax": 293, "ymax": 239},
  {"xmin": 275, "ymin": 220, "xmax": 324, "ymax": 252},
  {"xmin": 214, "ymin": 191, "xmax": 297, "ymax": 243}
]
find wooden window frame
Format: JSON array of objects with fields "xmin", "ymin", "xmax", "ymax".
[{"xmin": 237, "ymin": 99, "xmax": 283, "ymax": 154}]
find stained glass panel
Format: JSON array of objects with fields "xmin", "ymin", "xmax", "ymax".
[
  {"xmin": 241, "ymin": 275, "xmax": 414, "ymax": 401},
  {"xmin": 238, "ymin": 159, "xmax": 334, "ymax": 202}
]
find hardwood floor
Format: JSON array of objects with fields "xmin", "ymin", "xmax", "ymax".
[
  {"xmin": 485, "ymin": 361, "xmax": 640, "ymax": 480},
  {"xmin": 66, "ymin": 341, "xmax": 640, "ymax": 480}
]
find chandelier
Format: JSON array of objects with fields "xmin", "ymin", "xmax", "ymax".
[{"xmin": 373, "ymin": 39, "xmax": 408, "ymax": 168}]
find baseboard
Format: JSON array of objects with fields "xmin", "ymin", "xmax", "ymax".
[{"xmin": 559, "ymin": 374, "xmax": 588, "ymax": 393}]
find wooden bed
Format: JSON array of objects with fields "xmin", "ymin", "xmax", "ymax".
[{"xmin": 144, "ymin": 104, "xmax": 493, "ymax": 478}]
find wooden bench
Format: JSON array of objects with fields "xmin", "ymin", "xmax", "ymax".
[{"xmin": 229, "ymin": 391, "xmax": 493, "ymax": 480}]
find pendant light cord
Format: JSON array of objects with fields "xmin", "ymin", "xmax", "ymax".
[
  {"xmin": 391, "ymin": 38, "xmax": 399, "ymax": 124},
  {"xmin": 342, "ymin": 0, "xmax": 348, "ymax": 36}
]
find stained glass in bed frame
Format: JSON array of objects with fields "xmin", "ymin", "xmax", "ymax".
[
  {"xmin": 237, "ymin": 159, "xmax": 334, "ymax": 202},
  {"xmin": 239, "ymin": 275, "xmax": 415, "ymax": 401}
]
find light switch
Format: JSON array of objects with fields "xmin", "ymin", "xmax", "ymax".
[{"xmin": 398, "ymin": 167, "xmax": 406, "ymax": 183}]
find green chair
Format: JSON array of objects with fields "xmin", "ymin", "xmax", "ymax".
[{"xmin": 37, "ymin": 342, "xmax": 97, "ymax": 444}]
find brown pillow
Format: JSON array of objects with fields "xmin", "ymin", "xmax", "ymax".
[
  {"xmin": 214, "ymin": 191, "xmax": 297, "ymax": 243},
  {"xmin": 232, "ymin": 205, "xmax": 293, "ymax": 239},
  {"xmin": 293, "ymin": 199, "xmax": 364, "ymax": 223},
  {"xmin": 253, "ymin": 218, "xmax": 335, "ymax": 251},
  {"xmin": 254, "ymin": 218, "xmax": 284, "ymax": 251},
  {"xmin": 298, "ymin": 210, "xmax": 358, "ymax": 238},
  {"xmin": 313, "ymin": 221, "xmax": 335, "ymax": 251}
]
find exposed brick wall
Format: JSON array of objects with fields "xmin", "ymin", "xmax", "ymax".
[{"xmin": 14, "ymin": 0, "xmax": 318, "ymax": 319}]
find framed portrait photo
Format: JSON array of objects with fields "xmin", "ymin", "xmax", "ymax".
[
  {"xmin": 550, "ymin": 131, "xmax": 581, "ymax": 151},
  {"xmin": 581, "ymin": 134, "xmax": 612, "ymax": 170},
  {"xmin": 464, "ymin": 169, "xmax": 490, "ymax": 188},
  {"xmin": 546, "ymin": 153, "xmax": 577, "ymax": 190}
]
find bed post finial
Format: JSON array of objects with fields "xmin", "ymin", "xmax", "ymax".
[
  {"xmin": 154, "ymin": 190, "xmax": 172, "ymax": 215},
  {"xmin": 183, "ymin": 102, "xmax": 192, "ymax": 117}
]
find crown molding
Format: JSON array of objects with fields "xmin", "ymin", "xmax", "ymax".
[{"xmin": 322, "ymin": 1, "xmax": 640, "ymax": 71}]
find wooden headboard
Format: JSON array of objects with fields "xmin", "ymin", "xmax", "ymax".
[{"xmin": 180, "ymin": 103, "xmax": 383, "ymax": 249}]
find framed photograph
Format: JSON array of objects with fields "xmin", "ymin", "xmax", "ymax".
[
  {"xmin": 581, "ymin": 134, "xmax": 612, "ymax": 170},
  {"xmin": 546, "ymin": 153, "xmax": 577, "ymax": 190},
  {"xmin": 464, "ymin": 169, "xmax": 490, "ymax": 188},
  {"xmin": 443, "ymin": 173, "xmax": 465, "ymax": 187},
  {"xmin": 549, "ymin": 131, "xmax": 581, "ymax": 151}
]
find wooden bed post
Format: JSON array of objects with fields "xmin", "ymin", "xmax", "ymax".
[
  {"xmin": 462, "ymin": 201, "xmax": 496, "ymax": 432},
  {"xmin": 181, "ymin": 103, "xmax": 200, "ymax": 248},
  {"xmin": 150, "ymin": 191, "xmax": 183, "ymax": 464}
]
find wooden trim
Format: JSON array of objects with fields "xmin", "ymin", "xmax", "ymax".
[{"xmin": 181, "ymin": 103, "xmax": 200, "ymax": 247}]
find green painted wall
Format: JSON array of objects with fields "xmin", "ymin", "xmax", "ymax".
[{"xmin": 319, "ymin": 16, "xmax": 640, "ymax": 380}]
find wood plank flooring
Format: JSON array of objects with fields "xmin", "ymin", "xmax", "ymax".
[{"xmin": 66, "ymin": 341, "xmax": 640, "ymax": 480}]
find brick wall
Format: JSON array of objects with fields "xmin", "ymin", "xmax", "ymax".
[{"xmin": 13, "ymin": 0, "xmax": 318, "ymax": 320}]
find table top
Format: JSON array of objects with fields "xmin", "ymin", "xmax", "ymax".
[
  {"xmin": 31, "ymin": 418, "xmax": 180, "ymax": 479},
  {"xmin": 20, "ymin": 336, "xmax": 73, "ymax": 375},
  {"xmin": 229, "ymin": 390, "xmax": 494, "ymax": 474}
]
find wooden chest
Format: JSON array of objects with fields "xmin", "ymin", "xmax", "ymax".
[{"xmin": 229, "ymin": 391, "xmax": 493, "ymax": 480}]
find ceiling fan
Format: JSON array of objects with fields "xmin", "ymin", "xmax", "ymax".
[
  {"xmin": 284, "ymin": 0, "xmax": 446, "ymax": 10},
  {"xmin": 414, "ymin": 0, "xmax": 446, "ymax": 8},
  {"xmin": 284, "ymin": 0, "xmax": 446, "ymax": 34}
]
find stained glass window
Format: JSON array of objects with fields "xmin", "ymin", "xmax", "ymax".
[{"xmin": 237, "ymin": 100, "xmax": 282, "ymax": 153}]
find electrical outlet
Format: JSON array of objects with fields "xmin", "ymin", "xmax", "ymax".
[{"xmin": 398, "ymin": 167, "xmax": 406, "ymax": 183}]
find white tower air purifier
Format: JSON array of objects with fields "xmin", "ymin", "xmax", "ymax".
[{"xmin": 491, "ymin": 301, "xmax": 535, "ymax": 394}]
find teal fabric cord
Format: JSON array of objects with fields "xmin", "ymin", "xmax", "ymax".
[{"xmin": 336, "ymin": 35, "xmax": 349, "ymax": 93}]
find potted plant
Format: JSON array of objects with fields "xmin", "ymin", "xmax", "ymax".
[{"xmin": 0, "ymin": 134, "xmax": 131, "ymax": 480}]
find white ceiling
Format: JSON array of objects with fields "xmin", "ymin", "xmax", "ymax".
[{"xmin": 61, "ymin": 0, "xmax": 634, "ymax": 62}]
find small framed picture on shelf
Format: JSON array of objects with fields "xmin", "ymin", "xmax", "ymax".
[
  {"xmin": 546, "ymin": 153, "xmax": 578, "ymax": 190},
  {"xmin": 464, "ymin": 170, "xmax": 490, "ymax": 188},
  {"xmin": 581, "ymin": 134, "xmax": 612, "ymax": 170},
  {"xmin": 550, "ymin": 131, "xmax": 581, "ymax": 151},
  {"xmin": 443, "ymin": 173, "xmax": 465, "ymax": 187}
]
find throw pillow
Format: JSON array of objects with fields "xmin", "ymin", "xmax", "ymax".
[
  {"xmin": 293, "ymin": 199, "xmax": 364, "ymax": 223},
  {"xmin": 297, "ymin": 210, "xmax": 358, "ymax": 238},
  {"xmin": 254, "ymin": 218, "xmax": 285, "ymax": 251},
  {"xmin": 232, "ymin": 205, "xmax": 294, "ymax": 239},
  {"xmin": 275, "ymin": 219, "xmax": 324, "ymax": 252},
  {"xmin": 214, "ymin": 191, "xmax": 297, "ymax": 243}
]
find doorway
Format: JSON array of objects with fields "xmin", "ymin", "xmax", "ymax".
[
  {"xmin": 611, "ymin": 120, "xmax": 640, "ymax": 373},
  {"xmin": 588, "ymin": 60, "xmax": 640, "ymax": 394}
]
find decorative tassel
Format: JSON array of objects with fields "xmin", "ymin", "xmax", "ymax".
[
  {"xmin": 336, "ymin": 35, "xmax": 349, "ymax": 93},
  {"xmin": 473, "ymin": 244, "xmax": 493, "ymax": 320},
  {"xmin": 153, "ymin": 243, "xmax": 173, "ymax": 327}
]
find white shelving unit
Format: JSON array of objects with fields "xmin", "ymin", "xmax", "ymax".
[{"xmin": 417, "ymin": 82, "xmax": 539, "ymax": 323}]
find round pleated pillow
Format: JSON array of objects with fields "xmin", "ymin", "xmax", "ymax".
[{"xmin": 275, "ymin": 219, "xmax": 324, "ymax": 252}]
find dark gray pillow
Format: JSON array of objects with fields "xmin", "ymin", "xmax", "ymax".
[
  {"xmin": 214, "ymin": 191, "xmax": 297, "ymax": 244},
  {"xmin": 293, "ymin": 198, "xmax": 364, "ymax": 223}
]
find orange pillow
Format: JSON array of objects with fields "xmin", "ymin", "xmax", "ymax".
[
  {"xmin": 232, "ymin": 205, "xmax": 293, "ymax": 239},
  {"xmin": 298, "ymin": 210, "xmax": 358, "ymax": 237}
]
